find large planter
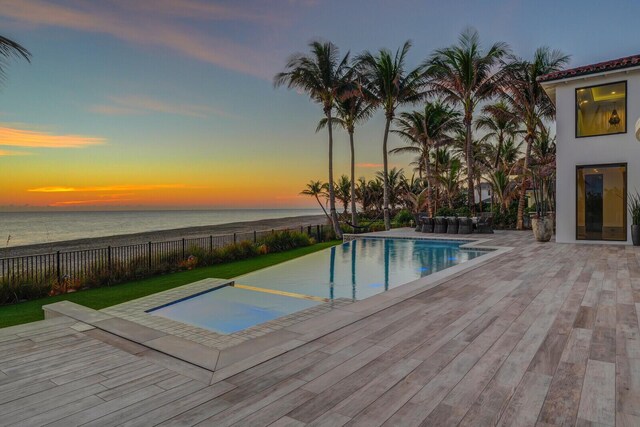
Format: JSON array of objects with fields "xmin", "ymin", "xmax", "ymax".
[
  {"xmin": 531, "ymin": 217, "xmax": 553, "ymax": 242},
  {"xmin": 632, "ymin": 224, "xmax": 640, "ymax": 246}
]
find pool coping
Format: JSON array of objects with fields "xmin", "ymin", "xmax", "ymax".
[{"xmin": 42, "ymin": 229, "xmax": 514, "ymax": 383}]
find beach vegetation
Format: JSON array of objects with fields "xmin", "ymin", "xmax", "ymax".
[{"xmin": 284, "ymin": 29, "xmax": 567, "ymax": 231}]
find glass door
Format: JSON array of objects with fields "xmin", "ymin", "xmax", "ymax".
[{"xmin": 576, "ymin": 164, "xmax": 626, "ymax": 241}]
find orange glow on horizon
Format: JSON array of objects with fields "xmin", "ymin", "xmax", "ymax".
[{"xmin": 28, "ymin": 184, "xmax": 195, "ymax": 193}]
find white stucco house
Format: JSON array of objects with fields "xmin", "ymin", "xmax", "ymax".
[{"xmin": 540, "ymin": 54, "xmax": 640, "ymax": 244}]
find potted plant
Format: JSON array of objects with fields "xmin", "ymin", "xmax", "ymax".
[
  {"xmin": 530, "ymin": 162, "xmax": 554, "ymax": 242},
  {"xmin": 628, "ymin": 191, "xmax": 640, "ymax": 245}
]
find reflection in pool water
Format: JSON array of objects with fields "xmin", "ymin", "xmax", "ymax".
[
  {"xmin": 236, "ymin": 238, "xmax": 486, "ymax": 301},
  {"xmin": 148, "ymin": 238, "xmax": 488, "ymax": 334}
]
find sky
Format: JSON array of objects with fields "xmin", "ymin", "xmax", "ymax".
[{"xmin": 0, "ymin": 0, "xmax": 638, "ymax": 210}]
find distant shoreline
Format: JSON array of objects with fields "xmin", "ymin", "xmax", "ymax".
[{"xmin": 0, "ymin": 214, "xmax": 327, "ymax": 258}]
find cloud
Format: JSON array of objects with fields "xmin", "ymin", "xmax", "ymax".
[
  {"xmin": 0, "ymin": 125, "xmax": 105, "ymax": 148},
  {"xmin": 28, "ymin": 184, "xmax": 192, "ymax": 193},
  {"xmin": 89, "ymin": 95, "xmax": 237, "ymax": 119},
  {"xmin": 49, "ymin": 198, "xmax": 136, "ymax": 206},
  {"xmin": 356, "ymin": 163, "xmax": 384, "ymax": 168},
  {"xmin": 0, "ymin": 149, "xmax": 31, "ymax": 156},
  {"xmin": 116, "ymin": 0, "xmax": 284, "ymax": 24},
  {"xmin": 0, "ymin": 0, "xmax": 290, "ymax": 79}
]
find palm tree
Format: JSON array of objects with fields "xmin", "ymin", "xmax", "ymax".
[
  {"xmin": 356, "ymin": 41, "xmax": 425, "ymax": 230},
  {"xmin": 476, "ymin": 101, "xmax": 521, "ymax": 170},
  {"xmin": 0, "ymin": 35, "xmax": 31, "ymax": 83},
  {"xmin": 355, "ymin": 177, "xmax": 370, "ymax": 213},
  {"xmin": 430, "ymin": 147, "xmax": 453, "ymax": 212},
  {"xmin": 531, "ymin": 126, "xmax": 557, "ymax": 212},
  {"xmin": 489, "ymin": 169, "xmax": 518, "ymax": 213},
  {"xmin": 437, "ymin": 157, "xmax": 463, "ymax": 208},
  {"xmin": 300, "ymin": 180, "xmax": 330, "ymax": 222},
  {"xmin": 317, "ymin": 78, "xmax": 374, "ymax": 226},
  {"xmin": 334, "ymin": 175, "xmax": 351, "ymax": 215},
  {"xmin": 391, "ymin": 101, "xmax": 461, "ymax": 216},
  {"xmin": 498, "ymin": 138, "xmax": 524, "ymax": 170},
  {"xmin": 376, "ymin": 167, "xmax": 407, "ymax": 211},
  {"xmin": 275, "ymin": 41, "xmax": 349, "ymax": 237},
  {"xmin": 500, "ymin": 46, "xmax": 569, "ymax": 229},
  {"xmin": 425, "ymin": 28, "xmax": 509, "ymax": 214}
]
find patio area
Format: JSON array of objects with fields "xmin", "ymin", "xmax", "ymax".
[{"xmin": 1, "ymin": 230, "xmax": 639, "ymax": 426}]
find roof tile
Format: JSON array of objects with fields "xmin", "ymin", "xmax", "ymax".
[{"xmin": 538, "ymin": 54, "xmax": 640, "ymax": 83}]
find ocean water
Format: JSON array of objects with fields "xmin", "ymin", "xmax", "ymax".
[{"xmin": 0, "ymin": 209, "xmax": 323, "ymax": 247}]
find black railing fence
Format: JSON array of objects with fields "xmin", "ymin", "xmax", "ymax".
[{"xmin": 0, "ymin": 223, "xmax": 330, "ymax": 287}]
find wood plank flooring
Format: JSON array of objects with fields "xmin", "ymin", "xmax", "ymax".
[{"xmin": 1, "ymin": 230, "xmax": 638, "ymax": 426}]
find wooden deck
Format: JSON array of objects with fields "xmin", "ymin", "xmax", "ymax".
[{"xmin": 1, "ymin": 230, "xmax": 639, "ymax": 426}]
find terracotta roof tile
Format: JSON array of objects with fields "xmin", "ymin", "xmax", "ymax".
[{"xmin": 538, "ymin": 54, "xmax": 640, "ymax": 83}]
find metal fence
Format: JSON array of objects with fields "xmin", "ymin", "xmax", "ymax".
[{"xmin": 0, "ymin": 223, "xmax": 330, "ymax": 287}]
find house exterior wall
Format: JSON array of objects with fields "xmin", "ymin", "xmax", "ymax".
[{"xmin": 554, "ymin": 70, "xmax": 640, "ymax": 244}]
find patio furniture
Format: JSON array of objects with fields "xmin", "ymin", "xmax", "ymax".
[
  {"xmin": 476, "ymin": 215, "xmax": 494, "ymax": 234},
  {"xmin": 434, "ymin": 217, "xmax": 447, "ymax": 233},
  {"xmin": 458, "ymin": 217, "xmax": 473, "ymax": 234},
  {"xmin": 446, "ymin": 217, "xmax": 459, "ymax": 234},
  {"xmin": 414, "ymin": 213, "xmax": 423, "ymax": 231},
  {"xmin": 421, "ymin": 217, "xmax": 434, "ymax": 233}
]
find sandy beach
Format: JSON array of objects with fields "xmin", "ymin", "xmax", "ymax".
[{"xmin": 0, "ymin": 214, "xmax": 327, "ymax": 258}]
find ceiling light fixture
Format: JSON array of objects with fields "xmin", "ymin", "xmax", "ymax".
[{"xmin": 609, "ymin": 106, "xmax": 621, "ymax": 126}]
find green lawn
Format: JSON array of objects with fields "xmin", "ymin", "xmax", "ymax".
[{"xmin": 0, "ymin": 241, "xmax": 339, "ymax": 329}]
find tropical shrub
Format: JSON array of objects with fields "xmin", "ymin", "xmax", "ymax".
[
  {"xmin": 258, "ymin": 230, "xmax": 313, "ymax": 253},
  {"xmin": 393, "ymin": 209, "xmax": 413, "ymax": 226},
  {"xmin": 435, "ymin": 207, "xmax": 456, "ymax": 217},
  {"xmin": 492, "ymin": 203, "xmax": 518, "ymax": 229},
  {"xmin": 454, "ymin": 206, "xmax": 472, "ymax": 217},
  {"xmin": 0, "ymin": 276, "xmax": 53, "ymax": 304}
]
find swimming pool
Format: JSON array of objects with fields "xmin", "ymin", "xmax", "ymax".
[{"xmin": 149, "ymin": 238, "xmax": 487, "ymax": 334}]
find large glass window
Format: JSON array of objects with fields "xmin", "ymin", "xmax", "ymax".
[
  {"xmin": 576, "ymin": 164, "xmax": 626, "ymax": 241},
  {"xmin": 576, "ymin": 81, "xmax": 627, "ymax": 138}
]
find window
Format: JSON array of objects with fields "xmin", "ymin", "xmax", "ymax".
[
  {"xmin": 575, "ymin": 81, "xmax": 627, "ymax": 138},
  {"xmin": 576, "ymin": 164, "xmax": 626, "ymax": 241}
]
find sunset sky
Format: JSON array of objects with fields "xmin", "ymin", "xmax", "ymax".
[{"xmin": 0, "ymin": 0, "xmax": 638, "ymax": 210}]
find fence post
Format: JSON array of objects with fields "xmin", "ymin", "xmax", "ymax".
[
  {"xmin": 182, "ymin": 238, "xmax": 185, "ymax": 259},
  {"xmin": 148, "ymin": 241, "xmax": 152, "ymax": 271},
  {"xmin": 209, "ymin": 235, "xmax": 213, "ymax": 252},
  {"xmin": 233, "ymin": 233, "xmax": 237, "ymax": 245},
  {"xmin": 107, "ymin": 246, "xmax": 112, "ymax": 281},
  {"xmin": 300, "ymin": 226, "xmax": 303, "ymax": 233},
  {"xmin": 253, "ymin": 230, "xmax": 257, "ymax": 243},
  {"xmin": 317, "ymin": 225, "xmax": 321, "ymax": 242},
  {"xmin": 56, "ymin": 251, "xmax": 61, "ymax": 284}
]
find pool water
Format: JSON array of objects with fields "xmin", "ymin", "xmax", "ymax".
[
  {"xmin": 149, "ymin": 238, "xmax": 487, "ymax": 334},
  {"xmin": 148, "ymin": 286, "xmax": 319, "ymax": 334}
]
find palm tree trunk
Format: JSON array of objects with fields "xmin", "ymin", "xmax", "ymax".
[
  {"xmin": 424, "ymin": 149, "xmax": 434, "ymax": 217},
  {"xmin": 349, "ymin": 131, "xmax": 358, "ymax": 227},
  {"xmin": 315, "ymin": 195, "xmax": 331, "ymax": 222},
  {"xmin": 516, "ymin": 131, "xmax": 534, "ymax": 230},
  {"xmin": 494, "ymin": 133, "xmax": 503, "ymax": 170},
  {"xmin": 477, "ymin": 176, "xmax": 483, "ymax": 213},
  {"xmin": 382, "ymin": 115, "xmax": 392, "ymax": 230},
  {"xmin": 326, "ymin": 109, "xmax": 343, "ymax": 238},
  {"xmin": 434, "ymin": 157, "xmax": 439, "ymax": 214},
  {"xmin": 464, "ymin": 114, "xmax": 475, "ymax": 215}
]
